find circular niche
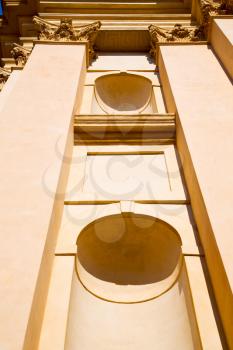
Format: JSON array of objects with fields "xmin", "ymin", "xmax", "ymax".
[
  {"xmin": 76, "ymin": 214, "xmax": 182, "ymax": 303},
  {"xmin": 94, "ymin": 73, "xmax": 152, "ymax": 114}
]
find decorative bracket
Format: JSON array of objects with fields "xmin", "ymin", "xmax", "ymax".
[
  {"xmin": 11, "ymin": 44, "xmax": 32, "ymax": 67},
  {"xmin": 33, "ymin": 16, "xmax": 101, "ymax": 64},
  {"xmin": 0, "ymin": 67, "xmax": 11, "ymax": 91},
  {"xmin": 148, "ymin": 24, "xmax": 205, "ymax": 58},
  {"xmin": 200, "ymin": 0, "xmax": 233, "ymax": 33}
]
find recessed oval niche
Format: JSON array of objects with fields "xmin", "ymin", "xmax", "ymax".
[
  {"xmin": 93, "ymin": 73, "xmax": 154, "ymax": 114},
  {"xmin": 76, "ymin": 214, "xmax": 182, "ymax": 303}
]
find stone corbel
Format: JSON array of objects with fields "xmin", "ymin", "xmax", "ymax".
[
  {"xmin": 0, "ymin": 67, "xmax": 11, "ymax": 91},
  {"xmin": 11, "ymin": 43, "xmax": 32, "ymax": 67},
  {"xmin": 33, "ymin": 16, "xmax": 101, "ymax": 64},
  {"xmin": 148, "ymin": 24, "xmax": 205, "ymax": 58},
  {"xmin": 200, "ymin": 0, "xmax": 233, "ymax": 33}
]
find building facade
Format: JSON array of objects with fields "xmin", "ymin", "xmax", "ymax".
[{"xmin": 0, "ymin": 0, "xmax": 233, "ymax": 349}]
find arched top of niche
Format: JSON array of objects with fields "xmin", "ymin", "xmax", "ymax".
[
  {"xmin": 76, "ymin": 213, "xmax": 183, "ymax": 303},
  {"xmin": 94, "ymin": 72, "xmax": 153, "ymax": 115}
]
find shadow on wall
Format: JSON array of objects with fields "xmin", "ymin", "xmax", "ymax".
[
  {"xmin": 92, "ymin": 73, "xmax": 157, "ymax": 114},
  {"xmin": 76, "ymin": 213, "xmax": 183, "ymax": 303},
  {"xmin": 77, "ymin": 214, "xmax": 181, "ymax": 285}
]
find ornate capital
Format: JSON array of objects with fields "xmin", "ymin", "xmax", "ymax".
[
  {"xmin": 11, "ymin": 44, "xmax": 31, "ymax": 67},
  {"xmin": 0, "ymin": 67, "xmax": 11, "ymax": 91},
  {"xmin": 200, "ymin": 0, "xmax": 233, "ymax": 30},
  {"xmin": 148, "ymin": 24, "xmax": 204, "ymax": 57},
  {"xmin": 33, "ymin": 16, "xmax": 101, "ymax": 63}
]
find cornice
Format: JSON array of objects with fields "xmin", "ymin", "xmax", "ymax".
[{"xmin": 74, "ymin": 113, "xmax": 176, "ymax": 145}]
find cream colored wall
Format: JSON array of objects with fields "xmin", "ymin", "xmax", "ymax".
[
  {"xmin": 0, "ymin": 46, "xmax": 228, "ymax": 350},
  {"xmin": 0, "ymin": 43, "xmax": 86, "ymax": 350},
  {"xmin": 0, "ymin": 70, "xmax": 22, "ymax": 112},
  {"xmin": 79, "ymin": 68, "xmax": 164, "ymax": 115},
  {"xmin": 65, "ymin": 265, "xmax": 197, "ymax": 350},
  {"xmin": 38, "ymin": 143, "xmax": 222, "ymax": 349},
  {"xmin": 158, "ymin": 43, "xmax": 233, "ymax": 349},
  {"xmin": 210, "ymin": 18, "xmax": 233, "ymax": 80},
  {"xmin": 65, "ymin": 145, "xmax": 186, "ymax": 203},
  {"xmin": 38, "ymin": 200, "xmax": 222, "ymax": 349},
  {"xmin": 89, "ymin": 53, "xmax": 155, "ymax": 71}
]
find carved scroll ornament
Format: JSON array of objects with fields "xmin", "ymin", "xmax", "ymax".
[
  {"xmin": 11, "ymin": 44, "xmax": 31, "ymax": 66},
  {"xmin": 148, "ymin": 24, "xmax": 204, "ymax": 57},
  {"xmin": 33, "ymin": 16, "xmax": 101, "ymax": 62},
  {"xmin": 200, "ymin": 0, "xmax": 233, "ymax": 30},
  {"xmin": 0, "ymin": 67, "xmax": 10, "ymax": 90}
]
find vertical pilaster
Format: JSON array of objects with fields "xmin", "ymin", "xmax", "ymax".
[
  {"xmin": 158, "ymin": 43, "xmax": 233, "ymax": 349},
  {"xmin": 210, "ymin": 18, "xmax": 233, "ymax": 79},
  {"xmin": 0, "ymin": 43, "xmax": 86, "ymax": 350}
]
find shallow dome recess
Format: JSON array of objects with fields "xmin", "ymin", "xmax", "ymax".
[
  {"xmin": 76, "ymin": 214, "xmax": 182, "ymax": 303},
  {"xmin": 94, "ymin": 73, "xmax": 152, "ymax": 114}
]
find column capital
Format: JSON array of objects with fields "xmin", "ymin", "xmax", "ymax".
[
  {"xmin": 200, "ymin": 0, "xmax": 233, "ymax": 32},
  {"xmin": 33, "ymin": 16, "xmax": 101, "ymax": 65},
  {"xmin": 148, "ymin": 24, "xmax": 205, "ymax": 59}
]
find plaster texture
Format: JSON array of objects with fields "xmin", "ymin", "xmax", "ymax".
[
  {"xmin": 210, "ymin": 18, "xmax": 233, "ymax": 79},
  {"xmin": 65, "ymin": 145, "xmax": 187, "ymax": 203},
  {"xmin": 89, "ymin": 53, "xmax": 155, "ymax": 71},
  {"xmin": 0, "ymin": 70, "xmax": 22, "ymax": 112},
  {"xmin": 0, "ymin": 44, "xmax": 86, "ymax": 350},
  {"xmin": 159, "ymin": 43, "xmax": 233, "ymax": 348},
  {"xmin": 65, "ymin": 265, "xmax": 198, "ymax": 350}
]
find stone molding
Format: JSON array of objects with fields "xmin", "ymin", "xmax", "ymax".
[
  {"xmin": 148, "ymin": 24, "xmax": 204, "ymax": 57},
  {"xmin": 0, "ymin": 67, "xmax": 10, "ymax": 90},
  {"xmin": 33, "ymin": 16, "xmax": 101, "ymax": 63},
  {"xmin": 11, "ymin": 43, "xmax": 31, "ymax": 67}
]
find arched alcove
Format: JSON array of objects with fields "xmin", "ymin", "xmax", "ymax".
[
  {"xmin": 65, "ymin": 213, "xmax": 200, "ymax": 350},
  {"xmin": 76, "ymin": 214, "xmax": 182, "ymax": 302},
  {"xmin": 93, "ymin": 73, "xmax": 157, "ymax": 114}
]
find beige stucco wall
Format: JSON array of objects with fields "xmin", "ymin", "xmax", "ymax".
[
  {"xmin": 210, "ymin": 18, "xmax": 233, "ymax": 80},
  {"xmin": 0, "ymin": 70, "xmax": 22, "ymax": 112},
  {"xmin": 0, "ymin": 43, "xmax": 86, "ymax": 350},
  {"xmin": 158, "ymin": 43, "xmax": 233, "ymax": 348}
]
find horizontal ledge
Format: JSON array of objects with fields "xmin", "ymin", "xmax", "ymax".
[
  {"xmin": 75, "ymin": 113, "xmax": 175, "ymax": 116},
  {"xmin": 74, "ymin": 121, "xmax": 175, "ymax": 128},
  {"xmin": 87, "ymin": 69, "xmax": 158, "ymax": 72},
  {"xmin": 209, "ymin": 14, "xmax": 233, "ymax": 20},
  {"xmin": 55, "ymin": 251, "xmax": 204, "ymax": 257},
  {"xmin": 33, "ymin": 40, "xmax": 88, "ymax": 45},
  {"xmin": 74, "ymin": 114, "xmax": 176, "ymax": 141},
  {"xmin": 38, "ymin": 13, "xmax": 191, "ymax": 19},
  {"xmin": 55, "ymin": 253, "xmax": 76, "ymax": 256},
  {"xmin": 75, "ymin": 113, "xmax": 175, "ymax": 118},
  {"xmin": 74, "ymin": 137, "xmax": 175, "ymax": 145},
  {"xmin": 158, "ymin": 41, "xmax": 208, "ymax": 47},
  {"xmin": 183, "ymin": 253, "xmax": 205, "ymax": 257},
  {"xmin": 75, "ymin": 122, "xmax": 175, "ymax": 127},
  {"xmin": 64, "ymin": 199, "xmax": 190, "ymax": 205},
  {"xmin": 39, "ymin": 2, "xmax": 190, "ymax": 9}
]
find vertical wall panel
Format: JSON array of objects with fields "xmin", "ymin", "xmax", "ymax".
[
  {"xmin": 159, "ymin": 44, "xmax": 233, "ymax": 348},
  {"xmin": 0, "ymin": 44, "xmax": 86, "ymax": 350}
]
